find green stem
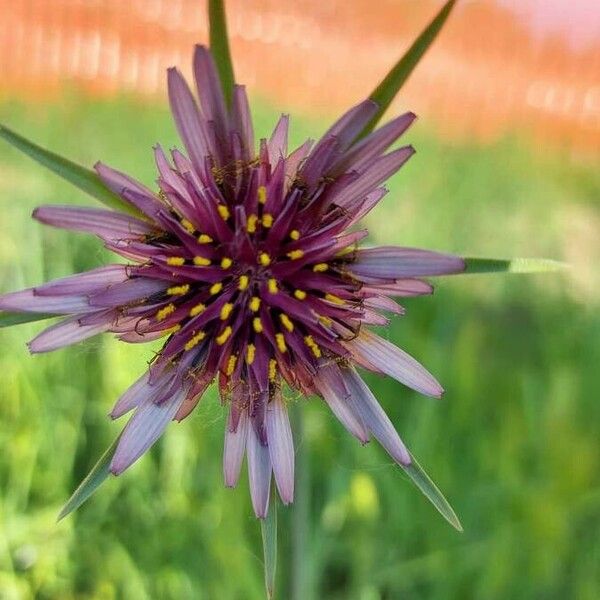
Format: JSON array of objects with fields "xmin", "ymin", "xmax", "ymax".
[{"xmin": 208, "ymin": 0, "xmax": 236, "ymax": 108}]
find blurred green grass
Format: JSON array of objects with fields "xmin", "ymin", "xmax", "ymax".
[{"xmin": 0, "ymin": 93, "xmax": 598, "ymax": 600}]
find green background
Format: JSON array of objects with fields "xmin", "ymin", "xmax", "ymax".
[{"xmin": 0, "ymin": 94, "xmax": 598, "ymax": 599}]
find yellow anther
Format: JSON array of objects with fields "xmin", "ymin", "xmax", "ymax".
[
  {"xmin": 226, "ymin": 354, "xmax": 238, "ymax": 376},
  {"xmin": 249, "ymin": 296, "xmax": 261, "ymax": 312},
  {"xmin": 238, "ymin": 275, "xmax": 249, "ymax": 291},
  {"xmin": 313, "ymin": 263, "xmax": 329, "ymax": 272},
  {"xmin": 275, "ymin": 333, "xmax": 287, "ymax": 353},
  {"xmin": 167, "ymin": 257, "xmax": 185, "ymax": 266},
  {"xmin": 221, "ymin": 257, "xmax": 233, "ymax": 269},
  {"xmin": 216, "ymin": 326, "xmax": 232, "ymax": 345},
  {"xmin": 181, "ymin": 219, "xmax": 195, "ymax": 233},
  {"xmin": 198, "ymin": 234, "xmax": 213, "ymax": 244},
  {"xmin": 217, "ymin": 204, "xmax": 230, "ymax": 220},
  {"xmin": 262, "ymin": 213, "xmax": 273, "ymax": 228},
  {"xmin": 294, "ymin": 289, "xmax": 307, "ymax": 300},
  {"xmin": 189, "ymin": 303, "xmax": 206, "ymax": 317},
  {"xmin": 279, "ymin": 313, "xmax": 294, "ymax": 332},
  {"xmin": 287, "ymin": 249, "xmax": 304, "ymax": 260},
  {"xmin": 289, "ymin": 229, "xmax": 300, "ymax": 240},
  {"xmin": 267, "ymin": 279, "xmax": 278, "ymax": 294},
  {"xmin": 246, "ymin": 344, "xmax": 256, "ymax": 365},
  {"xmin": 258, "ymin": 185, "xmax": 267, "ymax": 205},
  {"xmin": 167, "ymin": 284, "xmax": 190, "ymax": 296},
  {"xmin": 319, "ymin": 315, "xmax": 333, "ymax": 326},
  {"xmin": 259, "ymin": 252, "xmax": 271, "ymax": 267},
  {"xmin": 269, "ymin": 358, "xmax": 277, "ymax": 381},
  {"xmin": 156, "ymin": 303, "xmax": 176, "ymax": 321},
  {"xmin": 184, "ymin": 330, "xmax": 206, "ymax": 351},
  {"xmin": 247, "ymin": 214, "xmax": 259, "ymax": 234},
  {"xmin": 253, "ymin": 317, "xmax": 263, "ymax": 333},
  {"xmin": 162, "ymin": 324, "xmax": 181, "ymax": 337},
  {"xmin": 210, "ymin": 282, "xmax": 223, "ymax": 295},
  {"xmin": 193, "ymin": 256, "xmax": 211, "ymax": 266},
  {"xmin": 325, "ymin": 293, "xmax": 344, "ymax": 305},
  {"xmin": 220, "ymin": 302, "xmax": 234, "ymax": 320},
  {"xmin": 304, "ymin": 335, "xmax": 322, "ymax": 358}
]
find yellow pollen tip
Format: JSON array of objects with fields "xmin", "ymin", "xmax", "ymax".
[
  {"xmin": 279, "ymin": 314, "xmax": 294, "ymax": 332},
  {"xmin": 226, "ymin": 354, "xmax": 237, "ymax": 376},
  {"xmin": 189, "ymin": 303, "xmax": 206, "ymax": 317},
  {"xmin": 258, "ymin": 252, "xmax": 271, "ymax": 267},
  {"xmin": 247, "ymin": 214, "xmax": 258, "ymax": 234},
  {"xmin": 217, "ymin": 204, "xmax": 230, "ymax": 220},
  {"xmin": 294, "ymin": 289, "xmax": 307, "ymax": 300},
  {"xmin": 319, "ymin": 315, "xmax": 333, "ymax": 326},
  {"xmin": 184, "ymin": 330, "xmax": 206, "ymax": 351},
  {"xmin": 267, "ymin": 279, "xmax": 278, "ymax": 294},
  {"xmin": 246, "ymin": 344, "xmax": 256, "ymax": 365},
  {"xmin": 156, "ymin": 303, "xmax": 176, "ymax": 321},
  {"xmin": 313, "ymin": 263, "xmax": 329, "ymax": 272},
  {"xmin": 304, "ymin": 335, "xmax": 322, "ymax": 358},
  {"xmin": 269, "ymin": 358, "xmax": 277, "ymax": 381},
  {"xmin": 167, "ymin": 257, "xmax": 186, "ymax": 266},
  {"xmin": 220, "ymin": 257, "xmax": 233, "ymax": 269},
  {"xmin": 210, "ymin": 282, "xmax": 223, "ymax": 295},
  {"xmin": 198, "ymin": 234, "xmax": 213, "ymax": 244},
  {"xmin": 253, "ymin": 317, "xmax": 263, "ymax": 333},
  {"xmin": 249, "ymin": 297, "xmax": 261, "ymax": 312},
  {"xmin": 216, "ymin": 326, "xmax": 232, "ymax": 345},
  {"xmin": 258, "ymin": 185, "xmax": 267, "ymax": 205},
  {"xmin": 275, "ymin": 333, "xmax": 287, "ymax": 353},
  {"xmin": 325, "ymin": 293, "xmax": 345, "ymax": 305},
  {"xmin": 220, "ymin": 302, "xmax": 234, "ymax": 320},
  {"xmin": 262, "ymin": 213, "xmax": 273, "ymax": 228},
  {"xmin": 238, "ymin": 275, "xmax": 249, "ymax": 291},
  {"xmin": 287, "ymin": 249, "xmax": 304, "ymax": 260},
  {"xmin": 181, "ymin": 219, "xmax": 195, "ymax": 233},
  {"xmin": 193, "ymin": 256, "xmax": 211, "ymax": 266},
  {"xmin": 290, "ymin": 229, "xmax": 300, "ymax": 240},
  {"xmin": 167, "ymin": 284, "xmax": 190, "ymax": 296}
]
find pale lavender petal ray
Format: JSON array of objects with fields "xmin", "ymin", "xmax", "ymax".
[
  {"xmin": 0, "ymin": 289, "xmax": 90, "ymax": 314},
  {"xmin": 266, "ymin": 390, "xmax": 294, "ymax": 504},
  {"xmin": 223, "ymin": 408, "xmax": 249, "ymax": 488},
  {"xmin": 34, "ymin": 265, "xmax": 128, "ymax": 296},
  {"xmin": 28, "ymin": 314, "xmax": 112, "ymax": 353},
  {"xmin": 246, "ymin": 423, "xmax": 272, "ymax": 519}
]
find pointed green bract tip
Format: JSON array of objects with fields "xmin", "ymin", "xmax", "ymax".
[
  {"xmin": 0, "ymin": 311, "xmax": 55, "ymax": 328},
  {"xmin": 463, "ymin": 257, "xmax": 568, "ymax": 275},
  {"xmin": 403, "ymin": 453, "xmax": 463, "ymax": 532}
]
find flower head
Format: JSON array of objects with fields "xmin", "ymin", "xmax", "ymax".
[{"xmin": 0, "ymin": 45, "xmax": 465, "ymax": 517}]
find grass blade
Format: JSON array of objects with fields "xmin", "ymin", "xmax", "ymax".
[
  {"xmin": 0, "ymin": 311, "xmax": 55, "ymax": 328},
  {"xmin": 358, "ymin": 0, "xmax": 456, "ymax": 139},
  {"xmin": 260, "ymin": 488, "xmax": 278, "ymax": 599},
  {"xmin": 0, "ymin": 125, "xmax": 138, "ymax": 216},
  {"xmin": 403, "ymin": 453, "xmax": 463, "ymax": 532},
  {"xmin": 208, "ymin": 0, "xmax": 235, "ymax": 108},
  {"xmin": 463, "ymin": 257, "xmax": 567, "ymax": 274},
  {"xmin": 57, "ymin": 436, "xmax": 119, "ymax": 521}
]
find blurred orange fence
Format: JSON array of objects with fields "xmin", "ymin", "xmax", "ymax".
[{"xmin": 0, "ymin": 0, "xmax": 599, "ymax": 154}]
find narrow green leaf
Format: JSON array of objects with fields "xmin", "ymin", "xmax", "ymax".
[
  {"xmin": 260, "ymin": 489, "xmax": 278, "ymax": 599},
  {"xmin": 403, "ymin": 453, "xmax": 463, "ymax": 532},
  {"xmin": 57, "ymin": 436, "xmax": 119, "ymax": 521},
  {"xmin": 463, "ymin": 257, "xmax": 567, "ymax": 274},
  {"xmin": 358, "ymin": 0, "xmax": 456, "ymax": 139},
  {"xmin": 208, "ymin": 0, "xmax": 235, "ymax": 108},
  {"xmin": 0, "ymin": 311, "xmax": 55, "ymax": 328},
  {"xmin": 0, "ymin": 125, "xmax": 138, "ymax": 216}
]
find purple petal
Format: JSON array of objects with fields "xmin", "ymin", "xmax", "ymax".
[
  {"xmin": 28, "ymin": 314, "xmax": 111, "ymax": 353},
  {"xmin": 0, "ymin": 289, "xmax": 89, "ymax": 314},
  {"xmin": 267, "ymin": 114, "xmax": 289, "ymax": 162},
  {"xmin": 110, "ymin": 388, "xmax": 186, "ymax": 475},
  {"xmin": 349, "ymin": 247, "xmax": 466, "ymax": 279},
  {"xmin": 88, "ymin": 278, "xmax": 167, "ymax": 307},
  {"xmin": 111, "ymin": 370, "xmax": 174, "ymax": 419},
  {"xmin": 246, "ymin": 423, "xmax": 272, "ymax": 519},
  {"xmin": 313, "ymin": 363, "xmax": 369, "ymax": 443},
  {"xmin": 343, "ymin": 329, "xmax": 444, "ymax": 398},
  {"xmin": 341, "ymin": 367, "xmax": 411, "ymax": 465},
  {"xmin": 266, "ymin": 391, "xmax": 294, "ymax": 504},
  {"xmin": 361, "ymin": 279, "xmax": 433, "ymax": 297},
  {"xmin": 33, "ymin": 205, "xmax": 153, "ymax": 242},
  {"xmin": 223, "ymin": 408, "xmax": 249, "ymax": 488},
  {"xmin": 167, "ymin": 67, "xmax": 209, "ymax": 173},
  {"xmin": 94, "ymin": 161, "xmax": 157, "ymax": 201},
  {"xmin": 34, "ymin": 265, "xmax": 128, "ymax": 296}
]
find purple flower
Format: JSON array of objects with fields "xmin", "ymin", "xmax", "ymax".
[{"xmin": 0, "ymin": 46, "xmax": 465, "ymax": 518}]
